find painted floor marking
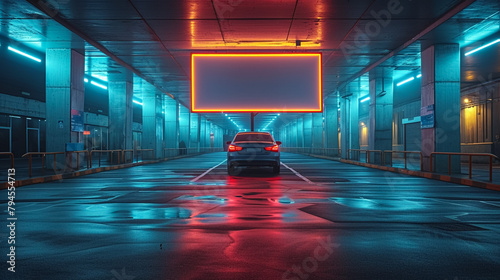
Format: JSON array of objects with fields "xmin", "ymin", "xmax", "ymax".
[
  {"xmin": 280, "ymin": 162, "xmax": 314, "ymax": 184},
  {"xmin": 190, "ymin": 160, "xmax": 227, "ymax": 182}
]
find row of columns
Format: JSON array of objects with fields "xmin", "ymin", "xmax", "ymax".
[
  {"xmin": 279, "ymin": 43, "xmax": 461, "ymax": 172},
  {"xmin": 44, "ymin": 48, "xmax": 224, "ymax": 168}
]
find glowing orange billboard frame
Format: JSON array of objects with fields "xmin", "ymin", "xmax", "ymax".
[{"xmin": 191, "ymin": 53, "xmax": 323, "ymax": 113}]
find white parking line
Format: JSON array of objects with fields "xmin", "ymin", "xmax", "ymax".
[
  {"xmin": 280, "ymin": 162, "xmax": 314, "ymax": 184},
  {"xmin": 190, "ymin": 159, "xmax": 227, "ymax": 182}
]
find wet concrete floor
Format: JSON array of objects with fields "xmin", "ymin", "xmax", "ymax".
[{"xmin": 2, "ymin": 152, "xmax": 500, "ymax": 279}]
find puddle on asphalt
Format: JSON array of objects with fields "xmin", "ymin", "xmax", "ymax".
[
  {"xmin": 329, "ymin": 197, "xmax": 424, "ymax": 210},
  {"xmin": 176, "ymin": 195, "xmax": 229, "ymax": 203},
  {"xmin": 131, "ymin": 207, "xmax": 192, "ymax": 219}
]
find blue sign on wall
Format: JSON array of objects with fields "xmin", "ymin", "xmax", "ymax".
[
  {"xmin": 420, "ymin": 105, "xmax": 435, "ymax": 129},
  {"xmin": 71, "ymin": 109, "xmax": 84, "ymax": 132}
]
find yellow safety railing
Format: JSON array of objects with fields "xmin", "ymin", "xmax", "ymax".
[
  {"xmin": 348, "ymin": 149, "xmax": 383, "ymax": 164},
  {"xmin": 383, "ymin": 150, "xmax": 423, "ymax": 171},
  {"xmin": 430, "ymin": 152, "xmax": 499, "ymax": 182},
  {"xmin": 67, "ymin": 150, "xmax": 90, "ymax": 170},
  {"xmin": 90, "ymin": 149, "xmax": 123, "ymax": 168},
  {"xmin": 22, "ymin": 152, "xmax": 64, "ymax": 177}
]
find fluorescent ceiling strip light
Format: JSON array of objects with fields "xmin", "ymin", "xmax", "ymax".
[
  {"xmin": 91, "ymin": 80, "xmax": 107, "ymax": 90},
  {"xmin": 360, "ymin": 96, "xmax": 370, "ymax": 103},
  {"xmin": 8, "ymin": 46, "xmax": 41, "ymax": 62},
  {"xmin": 465, "ymin": 38, "xmax": 500, "ymax": 56},
  {"xmin": 397, "ymin": 77, "xmax": 415, "ymax": 87}
]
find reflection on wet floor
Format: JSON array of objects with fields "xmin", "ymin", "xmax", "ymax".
[{"xmin": 3, "ymin": 152, "xmax": 500, "ymax": 280}]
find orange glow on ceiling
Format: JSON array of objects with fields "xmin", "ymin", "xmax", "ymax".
[
  {"xmin": 188, "ymin": 3, "xmax": 323, "ymax": 48},
  {"xmin": 191, "ymin": 53, "xmax": 323, "ymax": 113},
  {"xmin": 191, "ymin": 40, "xmax": 321, "ymax": 48}
]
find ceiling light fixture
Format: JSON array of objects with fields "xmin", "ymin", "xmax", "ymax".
[
  {"xmin": 465, "ymin": 38, "xmax": 500, "ymax": 56},
  {"xmin": 397, "ymin": 77, "xmax": 415, "ymax": 87},
  {"xmin": 8, "ymin": 46, "xmax": 41, "ymax": 62}
]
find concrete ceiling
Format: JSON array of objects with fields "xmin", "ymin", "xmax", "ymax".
[{"xmin": 1, "ymin": 0, "xmax": 499, "ymax": 131}]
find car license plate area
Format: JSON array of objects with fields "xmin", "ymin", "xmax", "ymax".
[{"xmin": 244, "ymin": 148, "xmax": 262, "ymax": 153}]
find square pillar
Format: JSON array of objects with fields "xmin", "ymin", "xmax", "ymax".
[
  {"xmin": 368, "ymin": 68, "xmax": 394, "ymax": 163},
  {"xmin": 296, "ymin": 117, "xmax": 304, "ymax": 148},
  {"xmin": 421, "ymin": 44, "xmax": 461, "ymax": 172},
  {"xmin": 290, "ymin": 119, "xmax": 298, "ymax": 147},
  {"xmin": 303, "ymin": 113, "xmax": 312, "ymax": 148},
  {"xmin": 45, "ymin": 49, "xmax": 85, "ymax": 169},
  {"xmin": 325, "ymin": 96, "xmax": 339, "ymax": 155},
  {"xmin": 142, "ymin": 87, "xmax": 163, "ymax": 159},
  {"xmin": 340, "ymin": 92, "xmax": 359, "ymax": 159},
  {"xmin": 164, "ymin": 97, "xmax": 179, "ymax": 149},
  {"xmin": 108, "ymin": 72, "xmax": 133, "ymax": 151},
  {"xmin": 179, "ymin": 104, "xmax": 190, "ymax": 151},
  {"xmin": 311, "ymin": 113, "xmax": 323, "ymax": 148},
  {"xmin": 190, "ymin": 113, "xmax": 200, "ymax": 151},
  {"xmin": 200, "ymin": 117, "xmax": 207, "ymax": 148}
]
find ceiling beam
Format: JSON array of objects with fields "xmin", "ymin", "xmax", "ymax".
[
  {"xmin": 334, "ymin": 0, "xmax": 477, "ymax": 94},
  {"xmin": 25, "ymin": 0, "xmax": 180, "ymax": 104}
]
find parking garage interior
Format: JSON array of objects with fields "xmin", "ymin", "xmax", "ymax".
[{"xmin": 1, "ymin": 0, "xmax": 500, "ymax": 279}]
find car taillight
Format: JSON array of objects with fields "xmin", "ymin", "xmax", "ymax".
[
  {"xmin": 228, "ymin": 144, "xmax": 243, "ymax": 152},
  {"xmin": 265, "ymin": 145, "xmax": 279, "ymax": 152}
]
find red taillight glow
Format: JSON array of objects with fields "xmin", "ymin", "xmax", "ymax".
[
  {"xmin": 265, "ymin": 145, "xmax": 279, "ymax": 152},
  {"xmin": 228, "ymin": 145, "xmax": 243, "ymax": 152}
]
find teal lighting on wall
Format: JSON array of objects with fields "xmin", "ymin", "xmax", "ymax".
[
  {"xmin": 90, "ymin": 80, "xmax": 107, "ymax": 90},
  {"xmin": 91, "ymin": 73, "xmax": 108, "ymax": 82},
  {"xmin": 464, "ymin": 38, "xmax": 500, "ymax": 56},
  {"xmin": 396, "ymin": 77, "xmax": 415, "ymax": 87},
  {"xmin": 8, "ymin": 46, "xmax": 41, "ymax": 63}
]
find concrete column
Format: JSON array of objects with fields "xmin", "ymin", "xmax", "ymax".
[
  {"xmin": 296, "ymin": 117, "xmax": 304, "ymax": 147},
  {"xmin": 368, "ymin": 68, "xmax": 394, "ymax": 163},
  {"xmin": 340, "ymin": 92, "xmax": 359, "ymax": 158},
  {"xmin": 287, "ymin": 124, "xmax": 292, "ymax": 146},
  {"xmin": 164, "ymin": 97, "xmax": 179, "ymax": 149},
  {"xmin": 325, "ymin": 96, "xmax": 339, "ymax": 154},
  {"xmin": 45, "ymin": 49, "xmax": 84, "ymax": 169},
  {"xmin": 311, "ymin": 113, "xmax": 323, "ymax": 148},
  {"xmin": 421, "ymin": 44, "xmax": 461, "ymax": 172},
  {"xmin": 350, "ymin": 94, "xmax": 360, "ymax": 153},
  {"xmin": 189, "ymin": 113, "xmax": 200, "ymax": 151},
  {"xmin": 200, "ymin": 117, "xmax": 207, "ymax": 148},
  {"xmin": 108, "ymin": 72, "xmax": 133, "ymax": 151},
  {"xmin": 303, "ymin": 114, "xmax": 312, "ymax": 148},
  {"xmin": 179, "ymin": 105, "xmax": 190, "ymax": 150},
  {"xmin": 142, "ymin": 86, "xmax": 163, "ymax": 159},
  {"xmin": 290, "ymin": 119, "xmax": 298, "ymax": 147},
  {"xmin": 206, "ymin": 121, "xmax": 213, "ymax": 148},
  {"xmin": 214, "ymin": 125, "xmax": 222, "ymax": 148}
]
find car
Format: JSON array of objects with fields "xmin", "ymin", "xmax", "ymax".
[{"xmin": 226, "ymin": 132, "xmax": 282, "ymax": 175}]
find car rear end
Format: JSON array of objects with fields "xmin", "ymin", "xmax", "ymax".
[{"xmin": 227, "ymin": 132, "xmax": 281, "ymax": 174}]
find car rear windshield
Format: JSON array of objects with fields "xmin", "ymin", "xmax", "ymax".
[{"xmin": 234, "ymin": 134, "xmax": 273, "ymax": 142}]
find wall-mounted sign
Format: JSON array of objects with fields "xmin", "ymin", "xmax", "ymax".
[
  {"xmin": 420, "ymin": 105, "xmax": 435, "ymax": 129},
  {"xmin": 71, "ymin": 109, "xmax": 84, "ymax": 132}
]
